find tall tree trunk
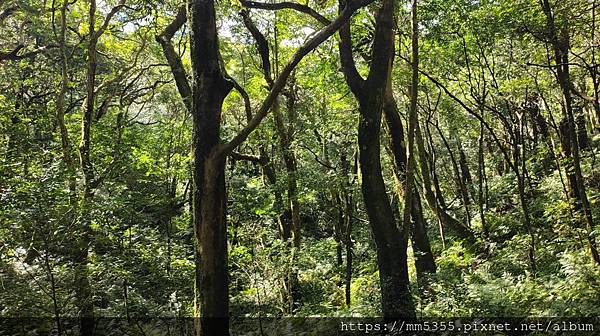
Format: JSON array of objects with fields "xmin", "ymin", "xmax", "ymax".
[
  {"xmin": 382, "ymin": 83, "xmax": 436, "ymax": 283},
  {"xmin": 338, "ymin": 0, "xmax": 415, "ymax": 319},
  {"xmin": 259, "ymin": 146, "xmax": 291, "ymax": 240},
  {"xmin": 186, "ymin": 1, "xmax": 375, "ymax": 333},
  {"xmin": 341, "ymin": 152, "xmax": 355, "ymax": 307},
  {"xmin": 456, "ymin": 138, "xmax": 473, "ymax": 226},
  {"xmin": 273, "ymin": 96, "xmax": 301, "ymax": 313},
  {"xmin": 57, "ymin": 0, "xmax": 76, "ymax": 206},
  {"xmin": 359, "ymin": 98, "xmax": 414, "ymax": 319},
  {"xmin": 430, "ymin": 121, "xmax": 476, "ymax": 239},
  {"xmin": 402, "ymin": 0, "xmax": 419, "ymax": 256},
  {"xmin": 477, "ymin": 119, "xmax": 489, "ymax": 239},
  {"xmin": 273, "ymin": 97, "xmax": 301, "ymax": 248},
  {"xmin": 75, "ymin": 0, "xmax": 100, "ymax": 333},
  {"xmin": 424, "ymin": 122, "xmax": 447, "ymax": 247},
  {"xmin": 241, "ymin": 9, "xmax": 302, "ymax": 311},
  {"xmin": 188, "ymin": 2, "xmax": 232, "ymax": 335},
  {"xmin": 541, "ymin": 0, "xmax": 600, "ymax": 265},
  {"xmin": 401, "ymin": 0, "xmax": 435, "ymax": 290},
  {"xmin": 592, "ymin": 0, "xmax": 600, "ymax": 132}
]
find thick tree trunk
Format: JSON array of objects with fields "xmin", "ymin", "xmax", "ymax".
[
  {"xmin": 337, "ymin": 0, "xmax": 415, "ymax": 319},
  {"xmin": 359, "ymin": 98, "xmax": 414, "ymax": 319},
  {"xmin": 185, "ymin": 0, "xmax": 372, "ymax": 332},
  {"xmin": 189, "ymin": 1, "xmax": 233, "ymax": 334}
]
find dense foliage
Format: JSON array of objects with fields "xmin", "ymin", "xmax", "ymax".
[{"xmin": 1, "ymin": 0, "xmax": 599, "ymax": 334}]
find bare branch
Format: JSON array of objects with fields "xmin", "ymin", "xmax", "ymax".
[
  {"xmin": 240, "ymin": 0, "xmax": 331, "ymax": 25},
  {"xmin": 218, "ymin": 0, "xmax": 376, "ymax": 156},
  {"xmin": 240, "ymin": 9, "xmax": 273, "ymax": 85},
  {"xmin": 94, "ymin": 0, "xmax": 126, "ymax": 39},
  {"xmin": 0, "ymin": 44, "xmax": 56, "ymax": 61},
  {"xmin": 155, "ymin": 5, "xmax": 192, "ymax": 112}
]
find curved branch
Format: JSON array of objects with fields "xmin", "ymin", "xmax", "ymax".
[
  {"xmin": 421, "ymin": 69, "xmax": 517, "ymax": 174},
  {"xmin": 240, "ymin": 0, "xmax": 331, "ymax": 25},
  {"xmin": 0, "ymin": 44, "xmax": 55, "ymax": 61},
  {"xmin": 155, "ymin": 6, "xmax": 192, "ymax": 112},
  {"xmin": 219, "ymin": 0, "xmax": 375, "ymax": 156},
  {"xmin": 240, "ymin": 9, "xmax": 273, "ymax": 85},
  {"xmin": 338, "ymin": 0, "xmax": 364, "ymax": 95}
]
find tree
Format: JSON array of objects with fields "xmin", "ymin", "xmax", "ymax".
[{"xmin": 337, "ymin": 0, "xmax": 415, "ymax": 319}]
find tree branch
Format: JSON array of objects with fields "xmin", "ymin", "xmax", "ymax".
[
  {"xmin": 94, "ymin": 0, "xmax": 126, "ymax": 39},
  {"xmin": 0, "ymin": 44, "xmax": 56, "ymax": 61},
  {"xmin": 240, "ymin": 0, "xmax": 331, "ymax": 25},
  {"xmin": 229, "ymin": 151, "xmax": 261, "ymax": 163},
  {"xmin": 240, "ymin": 9, "xmax": 273, "ymax": 86},
  {"xmin": 155, "ymin": 5, "xmax": 192, "ymax": 112},
  {"xmin": 218, "ymin": 0, "xmax": 376, "ymax": 156},
  {"xmin": 337, "ymin": 0, "xmax": 365, "ymax": 95},
  {"xmin": 421, "ymin": 69, "xmax": 518, "ymax": 174}
]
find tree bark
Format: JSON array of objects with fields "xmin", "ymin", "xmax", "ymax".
[
  {"xmin": 382, "ymin": 83, "xmax": 436, "ymax": 283},
  {"xmin": 185, "ymin": 1, "xmax": 377, "ymax": 333},
  {"xmin": 188, "ymin": 2, "xmax": 232, "ymax": 334},
  {"xmin": 541, "ymin": 0, "xmax": 600, "ymax": 265},
  {"xmin": 338, "ymin": 0, "xmax": 415, "ymax": 319}
]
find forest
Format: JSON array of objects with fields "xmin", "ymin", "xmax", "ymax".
[{"xmin": 1, "ymin": 0, "xmax": 600, "ymax": 334}]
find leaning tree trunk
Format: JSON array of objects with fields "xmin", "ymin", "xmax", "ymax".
[{"xmin": 382, "ymin": 84, "xmax": 436, "ymax": 283}]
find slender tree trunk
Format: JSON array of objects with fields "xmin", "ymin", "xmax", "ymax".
[
  {"xmin": 421, "ymin": 121, "xmax": 475, "ymax": 240},
  {"xmin": 541, "ymin": 0, "xmax": 600, "ymax": 265},
  {"xmin": 382, "ymin": 82, "xmax": 436, "ymax": 283},
  {"xmin": 334, "ymin": 192, "xmax": 344, "ymax": 266},
  {"xmin": 273, "ymin": 97, "xmax": 301, "ymax": 248},
  {"xmin": 424, "ymin": 122, "xmax": 447, "ymax": 247},
  {"xmin": 273, "ymin": 96, "xmax": 301, "ymax": 313},
  {"xmin": 75, "ymin": 0, "xmax": 100, "ymax": 333},
  {"xmin": 259, "ymin": 146, "xmax": 291, "ymax": 240},
  {"xmin": 592, "ymin": 0, "xmax": 600, "ymax": 132},
  {"xmin": 402, "ymin": 0, "xmax": 435, "ymax": 290},
  {"xmin": 342, "ymin": 152, "xmax": 355, "ymax": 307},
  {"xmin": 402, "ymin": 0, "xmax": 419, "ymax": 257},
  {"xmin": 477, "ymin": 119, "xmax": 489, "ymax": 239},
  {"xmin": 57, "ymin": 0, "xmax": 76, "ymax": 205},
  {"xmin": 456, "ymin": 139, "xmax": 473, "ymax": 226}
]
